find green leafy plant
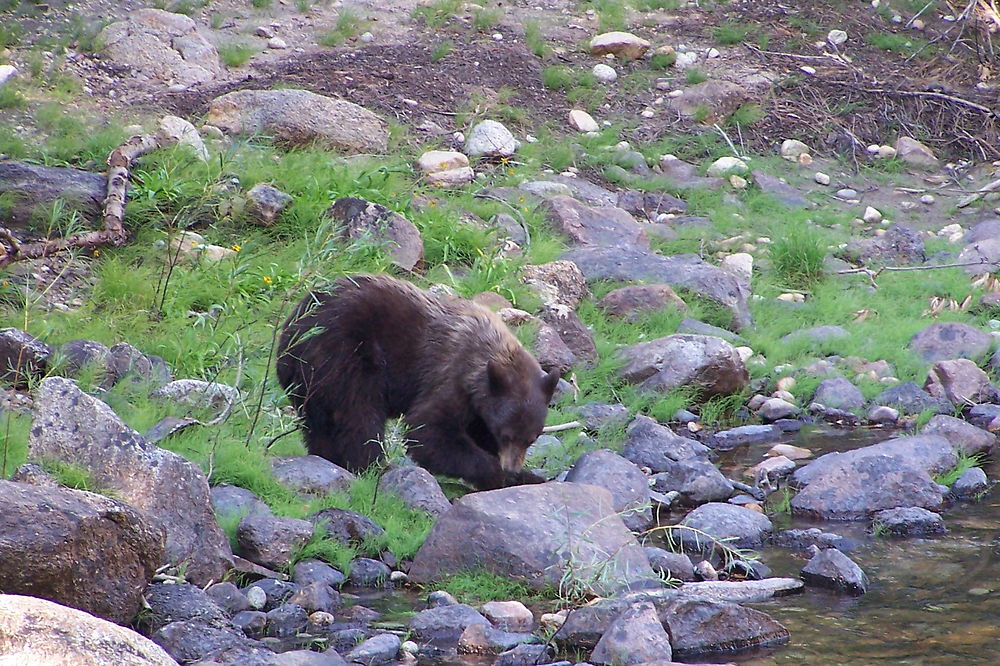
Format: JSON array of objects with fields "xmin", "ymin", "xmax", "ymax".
[
  {"xmin": 685, "ymin": 68, "xmax": 708, "ymax": 85},
  {"xmin": 713, "ymin": 22, "xmax": 749, "ymax": 45},
  {"xmin": 218, "ymin": 42, "xmax": 258, "ymax": 68},
  {"xmin": 430, "ymin": 40, "xmax": 455, "ymax": 62},
  {"xmin": 770, "ymin": 221, "xmax": 827, "ymax": 289}
]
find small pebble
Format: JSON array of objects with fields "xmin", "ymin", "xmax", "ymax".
[{"xmin": 814, "ymin": 172, "xmax": 831, "ymax": 185}]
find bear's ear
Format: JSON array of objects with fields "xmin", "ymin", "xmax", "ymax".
[
  {"xmin": 487, "ymin": 358, "xmax": 509, "ymax": 395},
  {"xmin": 541, "ymin": 368, "xmax": 560, "ymax": 398}
]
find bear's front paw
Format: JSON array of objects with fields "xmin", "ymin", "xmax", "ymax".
[{"xmin": 504, "ymin": 469, "xmax": 546, "ymax": 487}]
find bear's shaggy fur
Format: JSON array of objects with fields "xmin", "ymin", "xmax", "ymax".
[{"xmin": 276, "ymin": 274, "xmax": 560, "ymax": 490}]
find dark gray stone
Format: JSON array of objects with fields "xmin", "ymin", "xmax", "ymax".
[
  {"xmin": 662, "ymin": 598, "xmax": 790, "ymax": 657},
  {"xmin": 616, "ymin": 189, "xmax": 687, "ymax": 217},
  {"xmin": 308, "ymin": 508, "xmax": 385, "ymax": 546},
  {"xmin": 377, "ymin": 465, "xmax": 451, "ymax": 517},
  {"xmin": 494, "ymin": 643, "xmax": 553, "ymax": 666},
  {"xmin": 649, "ymin": 459, "xmax": 734, "ymax": 506},
  {"xmin": 709, "ymin": 425, "xmax": 782, "ymax": 451},
  {"xmin": 56, "ymin": 339, "xmax": 110, "ymax": 377},
  {"xmin": 205, "ymin": 582, "xmax": 252, "ymax": 617},
  {"xmin": 144, "ymin": 582, "xmax": 227, "ymax": 633},
  {"xmin": 968, "ymin": 403, "xmax": 1000, "ymax": 428},
  {"xmin": 237, "ymin": 515, "xmax": 314, "ymax": 570},
  {"xmin": 772, "ymin": 528, "xmax": 854, "ymax": 552},
  {"xmin": 292, "ymin": 559, "xmax": 346, "ymax": 588},
  {"xmin": 675, "ymin": 318, "xmax": 747, "ymax": 345},
  {"xmin": 347, "ymin": 558, "xmax": 391, "ymax": 587},
  {"xmin": 872, "ymin": 507, "xmax": 946, "ymax": 536},
  {"xmin": 232, "ymin": 610, "xmax": 268, "ymax": 639},
  {"xmin": 287, "ymin": 582, "xmax": 341, "ymax": 614},
  {"xmin": 102, "ymin": 342, "xmax": 172, "ymax": 390},
  {"xmin": 780, "ymin": 325, "xmax": 849, "ymax": 346},
  {"xmin": 211, "ymin": 484, "xmax": 272, "ymax": 519},
  {"xmin": 410, "ymin": 604, "xmax": 491, "ymax": 646},
  {"xmin": 152, "ymin": 620, "xmax": 260, "ymax": 664},
  {"xmin": 963, "ymin": 218, "xmax": 1000, "ymax": 243},
  {"xmin": 873, "ymin": 382, "xmax": 951, "ymax": 415},
  {"xmin": 328, "ymin": 197, "xmax": 423, "ymax": 272},
  {"xmin": 643, "ymin": 547, "xmax": 695, "ymax": 582},
  {"xmin": 576, "ymin": 403, "xmax": 631, "ymax": 431},
  {"xmin": 244, "ymin": 579, "xmax": 300, "ymax": 612},
  {"xmin": 622, "ymin": 416, "xmax": 710, "ymax": 471},
  {"xmin": 0, "ymin": 161, "xmax": 105, "ymax": 227},
  {"xmin": 909, "ymin": 322, "xmax": 992, "ymax": 363},
  {"xmin": 813, "ymin": 376, "xmax": 865, "ymax": 410},
  {"xmin": 0, "ymin": 327, "xmax": 51, "ymax": 387},
  {"xmin": 539, "ymin": 195, "xmax": 647, "ymax": 249},
  {"xmin": 842, "ymin": 224, "xmax": 925, "ymax": 266},
  {"xmin": 344, "ymin": 633, "xmax": 400, "ymax": 666},
  {"xmin": 922, "ymin": 414, "xmax": 996, "ymax": 456},
  {"xmin": 751, "ymin": 170, "xmax": 810, "ymax": 209},
  {"xmin": 565, "ymin": 449, "xmax": 652, "ymax": 532},
  {"xmin": 272, "ymin": 456, "xmax": 355, "ymax": 497},
  {"xmin": 952, "ymin": 466, "xmax": 989, "ymax": 498},
  {"xmin": 677, "ymin": 503, "xmax": 772, "ymax": 550},
  {"xmin": 591, "ymin": 601, "xmax": 672, "ymax": 664},
  {"xmin": 801, "ymin": 548, "xmax": 868, "ymax": 595},
  {"xmin": 265, "ymin": 603, "xmax": 309, "ymax": 638},
  {"xmin": 457, "ymin": 623, "xmax": 540, "ymax": 655}
]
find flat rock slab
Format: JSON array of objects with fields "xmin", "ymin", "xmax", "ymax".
[
  {"xmin": 0, "ymin": 594, "xmax": 177, "ymax": 666},
  {"xmin": 29, "ymin": 377, "xmax": 233, "ymax": 584},
  {"xmin": 623, "ymin": 415, "xmax": 711, "ymax": 471},
  {"xmin": 709, "ymin": 425, "xmax": 783, "ymax": 451},
  {"xmin": 0, "ymin": 162, "xmax": 106, "ymax": 228},
  {"xmin": 408, "ymin": 483, "xmax": 658, "ymax": 596},
  {"xmin": 565, "ymin": 246, "xmax": 752, "ymax": 330},
  {"xmin": 206, "ymin": 89, "xmax": 389, "ymax": 153},
  {"xmin": 539, "ymin": 195, "xmax": 648, "ymax": 249},
  {"xmin": 662, "ymin": 598, "xmax": 790, "ymax": 657}
]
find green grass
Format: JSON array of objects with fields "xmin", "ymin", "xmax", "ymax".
[
  {"xmin": 412, "ymin": 0, "xmax": 462, "ymax": 29},
  {"xmin": 865, "ymin": 31, "xmax": 931, "ymax": 56},
  {"xmin": 713, "ymin": 22, "xmax": 749, "ymax": 45},
  {"xmin": 436, "ymin": 569, "xmax": 551, "ymax": 604},
  {"xmin": 251, "ymin": 0, "xmax": 271, "ymax": 7},
  {"xmin": 728, "ymin": 103, "xmax": 764, "ymax": 127},
  {"xmin": 319, "ymin": 8, "xmax": 368, "ymax": 46},
  {"xmin": 523, "ymin": 19, "xmax": 548, "ymax": 58},
  {"xmin": 650, "ymin": 51, "xmax": 676, "ymax": 70},
  {"xmin": 431, "ymin": 40, "xmax": 455, "ymax": 62},
  {"xmin": 934, "ymin": 453, "xmax": 984, "ymax": 487},
  {"xmin": 472, "ymin": 6, "xmax": 503, "ymax": 31},
  {"xmin": 218, "ymin": 42, "xmax": 257, "ymax": 68},
  {"xmin": 769, "ymin": 221, "xmax": 828, "ymax": 290},
  {"xmin": 0, "ymin": 84, "xmax": 27, "ymax": 110},
  {"xmin": 685, "ymin": 68, "xmax": 708, "ymax": 85}
]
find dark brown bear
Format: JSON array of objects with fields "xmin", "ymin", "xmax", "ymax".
[{"xmin": 276, "ymin": 274, "xmax": 560, "ymax": 490}]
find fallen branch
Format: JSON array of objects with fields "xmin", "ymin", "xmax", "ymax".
[
  {"xmin": 836, "ymin": 259, "xmax": 992, "ymax": 287},
  {"xmin": 0, "ymin": 133, "xmax": 169, "ymax": 268},
  {"xmin": 542, "ymin": 420, "xmax": 582, "ymax": 433}
]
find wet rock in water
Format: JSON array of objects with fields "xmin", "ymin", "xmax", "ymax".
[
  {"xmin": 152, "ymin": 619, "xmax": 260, "ymax": 663},
  {"xmin": 780, "ymin": 325, "xmax": 849, "ymax": 347},
  {"xmin": 457, "ymin": 623, "xmax": 540, "ymax": 654},
  {"xmin": 265, "ymin": 603, "xmax": 308, "ymax": 638},
  {"xmin": 237, "ymin": 515, "xmax": 313, "ymax": 570},
  {"xmin": 0, "ymin": 328, "xmax": 52, "ymax": 388},
  {"xmin": 922, "ymin": 414, "xmax": 996, "ymax": 456},
  {"xmin": 308, "ymin": 508, "xmax": 385, "ymax": 545},
  {"xmin": 328, "ymin": 197, "xmax": 423, "ymax": 272},
  {"xmin": 872, "ymin": 507, "xmax": 946, "ymax": 536},
  {"xmin": 28, "ymin": 379, "xmax": 231, "ymax": 585},
  {"xmin": 565, "ymin": 449, "xmax": 652, "ymax": 532},
  {"xmin": 207, "ymin": 89, "xmax": 388, "ymax": 152},
  {"xmin": 747, "ymin": 456, "xmax": 796, "ymax": 485},
  {"xmin": 494, "ymin": 643, "xmax": 553, "ymax": 666},
  {"xmin": 410, "ymin": 604, "xmax": 491, "ymax": 646},
  {"xmin": 812, "ymin": 376, "xmax": 865, "ymax": 410},
  {"xmin": 211, "ymin": 484, "xmax": 272, "ymax": 519},
  {"xmin": 709, "ymin": 425, "xmax": 782, "ymax": 451},
  {"xmin": 650, "ymin": 459, "xmax": 734, "ymax": 506},
  {"xmin": 378, "ymin": 465, "xmax": 452, "ymax": 517},
  {"xmin": 773, "ymin": 528, "xmax": 854, "ymax": 553},
  {"xmin": 791, "ymin": 435, "xmax": 956, "ymax": 520},
  {"xmin": 292, "ymin": 559, "xmax": 346, "ymax": 589},
  {"xmin": 758, "ymin": 398, "xmax": 799, "ymax": 422},
  {"xmin": 287, "ymin": 582, "xmax": 341, "ymax": 614},
  {"xmin": 0, "ymin": 481, "xmax": 164, "ymax": 625},
  {"xmin": 205, "ymin": 583, "xmax": 252, "ymax": 617},
  {"xmin": 800, "ymin": 548, "xmax": 868, "ymax": 595},
  {"xmin": 591, "ymin": 601, "xmax": 672, "ymax": 665},
  {"xmin": 481, "ymin": 601, "xmax": 534, "ymax": 632},
  {"xmin": 909, "ymin": 322, "xmax": 993, "ymax": 363},
  {"xmin": 408, "ymin": 483, "xmax": 657, "ymax": 595},
  {"xmin": 873, "ymin": 382, "xmax": 951, "ymax": 415},
  {"xmin": 427, "ymin": 590, "xmax": 459, "ymax": 608},
  {"xmin": 143, "ymin": 583, "xmax": 227, "ymax": 633},
  {"xmin": 348, "ymin": 558, "xmax": 391, "ymax": 587},
  {"xmin": 662, "ymin": 598, "xmax": 790, "ymax": 657},
  {"xmin": 924, "ymin": 359, "xmax": 992, "ymax": 405},
  {"xmin": 597, "ymin": 284, "xmax": 688, "ymax": 321},
  {"xmin": 952, "ymin": 466, "xmax": 989, "ymax": 497},
  {"xmin": 344, "ymin": 633, "xmax": 400, "ymax": 666},
  {"xmin": 623, "ymin": 415, "xmax": 710, "ymax": 470},
  {"xmin": 618, "ymin": 334, "xmax": 749, "ymax": 397},
  {"xmin": 644, "ymin": 547, "xmax": 695, "ymax": 582},
  {"xmin": 0, "ymin": 594, "xmax": 177, "ymax": 666},
  {"xmin": 677, "ymin": 503, "xmax": 773, "ymax": 550},
  {"xmin": 868, "ymin": 405, "xmax": 900, "ymax": 425}
]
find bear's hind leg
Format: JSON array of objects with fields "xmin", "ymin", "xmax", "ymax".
[{"xmin": 300, "ymin": 387, "xmax": 389, "ymax": 473}]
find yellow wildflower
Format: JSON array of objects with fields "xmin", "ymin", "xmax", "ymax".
[
  {"xmin": 93, "ymin": 249, "xmax": 100, "ymax": 257},
  {"xmin": 231, "ymin": 244, "xmax": 242, "ymax": 252},
  {"xmin": 263, "ymin": 276, "xmax": 273, "ymax": 285}
]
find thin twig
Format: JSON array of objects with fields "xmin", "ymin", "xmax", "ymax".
[{"xmin": 542, "ymin": 420, "xmax": 582, "ymax": 433}]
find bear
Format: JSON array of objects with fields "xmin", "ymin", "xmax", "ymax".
[{"xmin": 275, "ymin": 274, "xmax": 560, "ymax": 490}]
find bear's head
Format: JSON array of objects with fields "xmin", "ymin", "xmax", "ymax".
[{"xmin": 482, "ymin": 351, "xmax": 560, "ymax": 474}]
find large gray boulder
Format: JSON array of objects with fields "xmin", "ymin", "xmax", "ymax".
[
  {"xmin": 378, "ymin": 465, "xmax": 452, "ymax": 517},
  {"xmin": 565, "ymin": 246, "xmax": 752, "ymax": 330},
  {"xmin": 909, "ymin": 322, "xmax": 992, "ymax": 363},
  {"xmin": 591, "ymin": 601, "xmax": 672, "ymax": 665},
  {"xmin": 622, "ymin": 416, "xmax": 711, "ymax": 470},
  {"xmin": 677, "ymin": 503, "xmax": 773, "ymax": 550},
  {"xmin": 0, "ymin": 162, "xmax": 106, "ymax": 228},
  {"xmin": 0, "ymin": 327, "xmax": 52, "ymax": 388},
  {"xmin": 0, "ymin": 481, "xmax": 164, "ymax": 624},
  {"xmin": 812, "ymin": 376, "xmax": 865, "ymax": 411},
  {"xmin": 206, "ymin": 89, "xmax": 388, "ymax": 153},
  {"xmin": 0, "ymin": 595, "xmax": 177, "ymax": 666},
  {"xmin": 617, "ymin": 334, "xmax": 749, "ymax": 397},
  {"xmin": 791, "ymin": 435, "xmax": 956, "ymax": 520},
  {"xmin": 565, "ymin": 449, "xmax": 652, "ymax": 532},
  {"xmin": 924, "ymin": 359, "xmax": 992, "ymax": 405},
  {"xmin": 100, "ymin": 9, "xmax": 222, "ymax": 86},
  {"xmin": 921, "ymin": 414, "xmax": 996, "ymax": 456},
  {"xmin": 408, "ymin": 483, "xmax": 657, "ymax": 596},
  {"xmin": 29, "ymin": 377, "xmax": 234, "ymax": 584},
  {"xmin": 662, "ymin": 598, "xmax": 790, "ymax": 657}
]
